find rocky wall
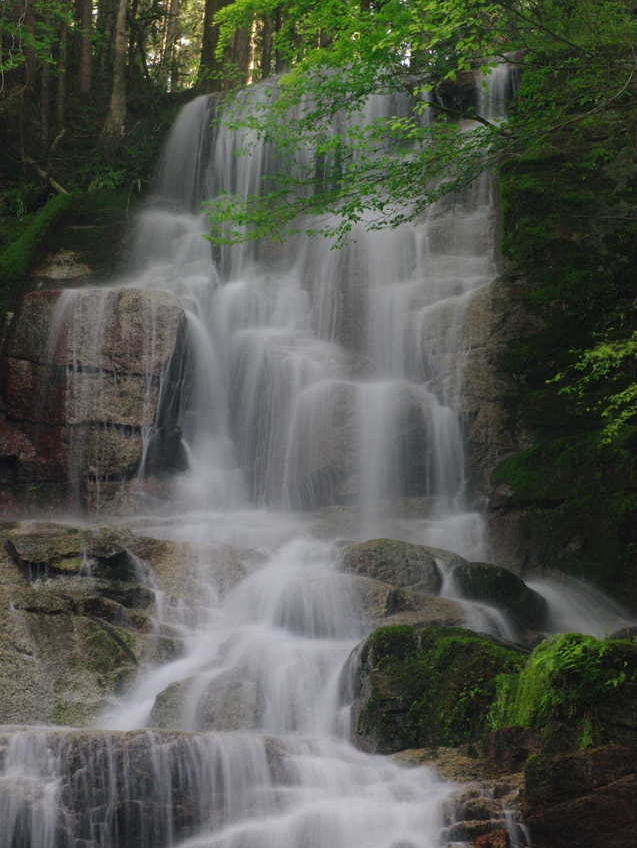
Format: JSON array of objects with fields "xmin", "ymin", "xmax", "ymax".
[{"xmin": 0, "ymin": 287, "xmax": 187, "ymax": 512}]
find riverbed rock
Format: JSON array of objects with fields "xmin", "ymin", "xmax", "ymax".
[
  {"xmin": 342, "ymin": 538, "xmax": 444, "ymax": 594},
  {"xmin": 150, "ymin": 670, "xmax": 262, "ymax": 732},
  {"xmin": 450, "ymin": 560, "xmax": 548, "ymax": 631},
  {"xmin": 352, "ymin": 573, "xmax": 464, "ymax": 630},
  {"xmin": 351, "ymin": 624, "xmax": 525, "ymax": 754}
]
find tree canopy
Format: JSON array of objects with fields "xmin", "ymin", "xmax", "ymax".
[{"xmin": 204, "ymin": 0, "xmax": 635, "ymax": 242}]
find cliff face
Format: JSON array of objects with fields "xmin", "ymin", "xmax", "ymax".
[
  {"xmin": 0, "ymin": 287, "xmax": 187, "ymax": 512},
  {"xmin": 460, "ymin": 70, "xmax": 637, "ymax": 609}
]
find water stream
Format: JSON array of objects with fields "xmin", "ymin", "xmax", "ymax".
[{"xmin": 1, "ymin": 68, "xmax": 633, "ymax": 848}]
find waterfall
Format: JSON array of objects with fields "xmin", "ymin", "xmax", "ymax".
[
  {"xmin": 112, "ymin": 79, "xmax": 498, "ymax": 552},
  {"xmin": 1, "ymin": 67, "xmax": 528, "ymax": 848}
]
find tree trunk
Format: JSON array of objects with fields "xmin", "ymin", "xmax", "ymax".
[
  {"xmin": 56, "ymin": 21, "xmax": 67, "ymax": 129},
  {"xmin": 101, "ymin": 0, "xmax": 128, "ymax": 138},
  {"xmin": 24, "ymin": 0, "xmax": 37, "ymax": 87},
  {"xmin": 159, "ymin": 0, "xmax": 181, "ymax": 89},
  {"xmin": 77, "ymin": 0, "xmax": 92, "ymax": 94},
  {"xmin": 96, "ymin": 0, "xmax": 117, "ymax": 78},
  {"xmin": 197, "ymin": 0, "xmax": 233, "ymax": 90}
]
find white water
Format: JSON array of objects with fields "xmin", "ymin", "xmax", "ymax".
[{"xmin": 0, "ymin": 68, "xmax": 556, "ymax": 848}]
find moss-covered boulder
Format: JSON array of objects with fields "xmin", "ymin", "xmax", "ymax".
[
  {"xmin": 352, "ymin": 625, "xmax": 526, "ymax": 754},
  {"xmin": 451, "ymin": 560, "xmax": 548, "ymax": 631},
  {"xmin": 342, "ymin": 538, "xmax": 444, "ymax": 594},
  {"xmin": 490, "ymin": 633, "xmax": 637, "ymax": 751}
]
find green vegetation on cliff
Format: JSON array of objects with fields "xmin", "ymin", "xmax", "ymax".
[
  {"xmin": 494, "ymin": 57, "xmax": 637, "ymax": 605},
  {"xmin": 0, "ymin": 193, "xmax": 73, "ymax": 314},
  {"xmin": 490, "ymin": 633, "xmax": 637, "ymax": 751}
]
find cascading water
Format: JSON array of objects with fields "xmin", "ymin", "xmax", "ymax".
[{"xmin": 5, "ymin": 65, "xmax": 633, "ymax": 848}]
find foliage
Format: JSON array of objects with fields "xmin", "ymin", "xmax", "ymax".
[
  {"xmin": 207, "ymin": 0, "xmax": 636, "ymax": 242},
  {"xmin": 551, "ymin": 334, "xmax": 637, "ymax": 448},
  {"xmin": 0, "ymin": 0, "xmax": 71, "ymax": 77},
  {"xmin": 0, "ymin": 192, "xmax": 73, "ymax": 316},
  {"xmin": 493, "ymin": 49, "xmax": 636, "ymax": 605},
  {"xmin": 489, "ymin": 633, "xmax": 637, "ymax": 750}
]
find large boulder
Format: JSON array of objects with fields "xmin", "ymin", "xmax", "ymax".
[
  {"xmin": 1, "ymin": 287, "xmax": 187, "ymax": 510},
  {"xmin": 351, "ymin": 624, "xmax": 525, "ymax": 754},
  {"xmin": 342, "ymin": 538, "xmax": 444, "ymax": 594},
  {"xmin": 6, "ymin": 288, "xmax": 185, "ymax": 375}
]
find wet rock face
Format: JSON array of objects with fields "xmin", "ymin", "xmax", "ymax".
[
  {"xmin": 0, "ymin": 727, "xmax": 283, "ymax": 848},
  {"xmin": 524, "ymin": 744, "xmax": 637, "ymax": 848},
  {"xmin": 0, "ymin": 287, "xmax": 187, "ymax": 511},
  {"xmin": 0, "ymin": 520, "xmax": 181, "ymax": 726},
  {"xmin": 0, "ymin": 519, "xmax": 259, "ymax": 728},
  {"xmin": 451, "ymin": 561, "xmax": 548, "ymax": 632}
]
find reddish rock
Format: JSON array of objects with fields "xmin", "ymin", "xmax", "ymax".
[
  {"xmin": 474, "ymin": 830, "xmax": 509, "ymax": 848},
  {"xmin": 1, "ymin": 287, "xmax": 186, "ymax": 509},
  {"xmin": 524, "ymin": 745, "xmax": 637, "ymax": 848},
  {"xmin": 0, "ymin": 417, "xmax": 38, "ymax": 463},
  {"xmin": 4, "ymin": 358, "xmax": 66, "ymax": 424},
  {"xmin": 7, "ymin": 288, "xmax": 186, "ymax": 376}
]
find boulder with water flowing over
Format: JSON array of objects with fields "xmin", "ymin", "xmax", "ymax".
[
  {"xmin": 451, "ymin": 561, "xmax": 548, "ymax": 631},
  {"xmin": 150, "ymin": 670, "xmax": 262, "ymax": 732},
  {"xmin": 0, "ymin": 287, "xmax": 187, "ymax": 510},
  {"xmin": 341, "ymin": 538, "xmax": 444, "ymax": 594},
  {"xmin": 283, "ymin": 380, "xmax": 440, "ymax": 509},
  {"xmin": 0, "ymin": 726, "xmax": 284, "ymax": 848}
]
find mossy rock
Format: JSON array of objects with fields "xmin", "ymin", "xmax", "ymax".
[
  {"xmin": 352, "ymin": 624, "xmax": 526, "ymax": 754},
  {"xmin": 451, "ymin": 561, "xmax": 548, "ymax": 631},
  {"xmin": 490, "ymin": 633, "xmax": 637, "ymax": 751}
]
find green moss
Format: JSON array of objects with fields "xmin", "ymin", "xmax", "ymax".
[
  {"xmin": 85, "ymin": 620, "xmax": 139, "ymax": 690},
  {"xmin": 489, "ymin": 634, "xmax": 637, "ymax": 751},
  {"xmin": 495, "ymin": 72, "xmax": 636, "ymax": 608},
  {"xmin": 0, "ymin": 192, "xmax": 74, "ymax": 316},
  {"xmin": 356, "ymin": 625, "xmax": 525, "ymax": 753},
  {"xmin": 52, "ymin": 697, "xmax": 94, "ymax": 727}
]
